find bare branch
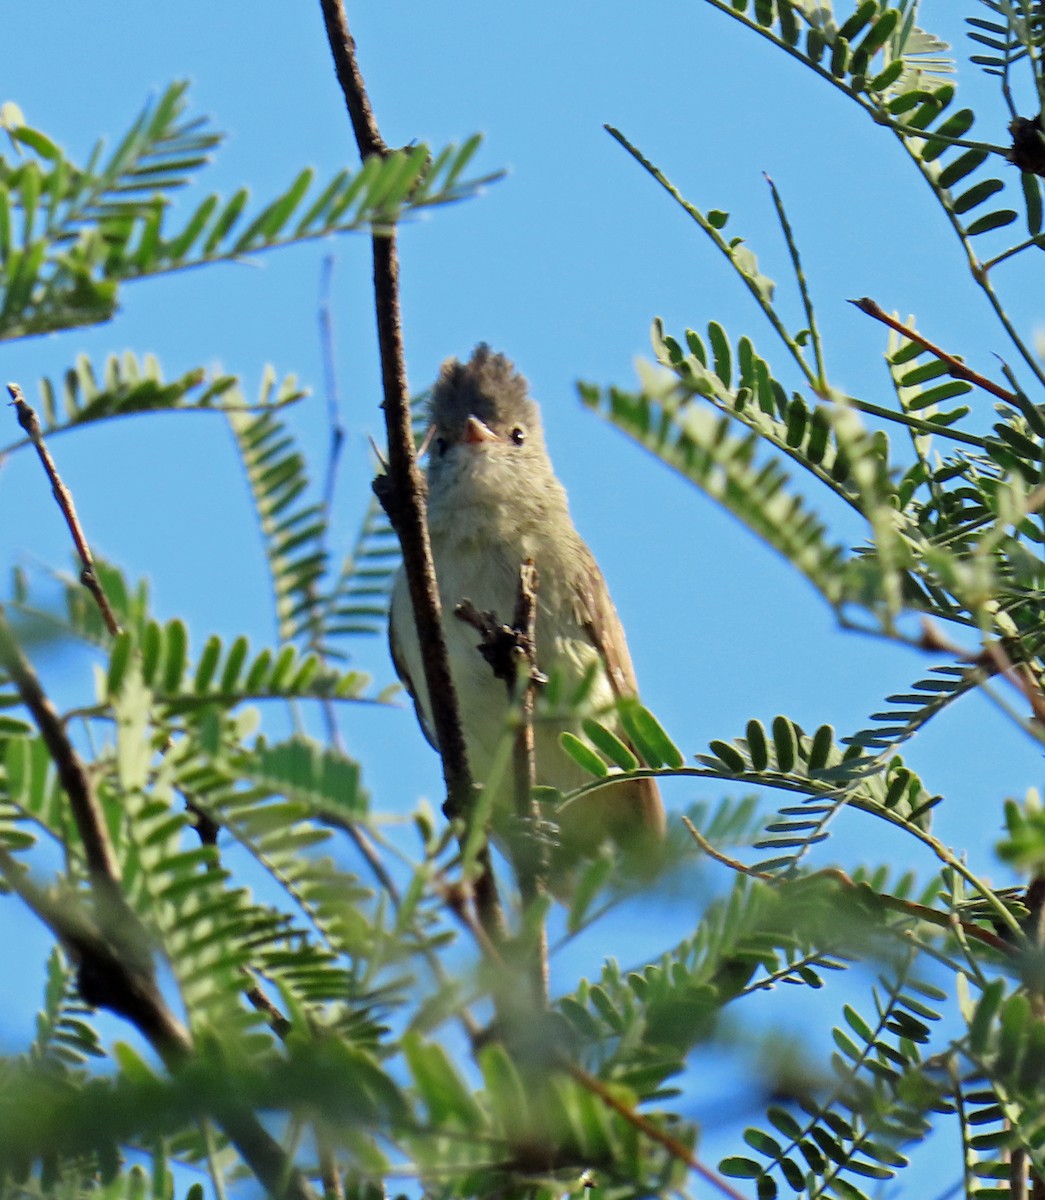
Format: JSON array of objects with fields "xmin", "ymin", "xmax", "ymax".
[
  {"xmin": 455, "ymin": 565, "xmax": 548, "ymax": 999},
  {"xmin": 510, "ymin": 562, "xmax": 548, "ymax": 1003},
  {"xmin": 317, "ymin": 0, "xmax": 387, "ymax": 158},
  {"xmin": 317, "ymin": 0, "xmax": 505, "ymax": 942},
  {"xmin": 849, "ymin": 298, "xmax": 1017, "ymax": 404},
  {"xmin": 8, "ymin": 382, "xmax": 121, "ymax": 636},
  {"xmin": 0, "ymin": 846, "xmax": 312, "ymax": 1197},
  {"xmin": 0, "ymin": 608, "xmax": 121, "ymax": 894}
]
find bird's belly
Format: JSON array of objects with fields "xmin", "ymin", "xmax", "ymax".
[{"xmin": 433, "ymin": 542, "xmax": 614, "ymax": 795}]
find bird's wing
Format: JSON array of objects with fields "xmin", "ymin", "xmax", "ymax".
[
  {"xmin": 571, "ymin": 547, "xmax": 640, "ymax": 698},
  {"xmin": 388, "ymin": 579, "xmax": 439, "ymax": 751},
  {"xmin": 571, "ymin": 546, "xmax": 665, "ymax": 838}
]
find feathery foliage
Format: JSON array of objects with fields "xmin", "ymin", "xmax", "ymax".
[{"xmin": 4, "ymin": 4, "xmax": 1045, "ymax": 1200}]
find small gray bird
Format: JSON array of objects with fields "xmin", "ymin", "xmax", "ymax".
[{"xmin": 389, "ymin": 345, "xmax": 664, "ymax": 863}]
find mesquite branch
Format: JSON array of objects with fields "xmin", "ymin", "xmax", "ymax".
[
  {"xmin": 318, "ymin": 0, "xmax": 505, "ymax": 942},
  {"xmin": 8, "ymin": 383, "xmax": 121, "ymax": 637}
]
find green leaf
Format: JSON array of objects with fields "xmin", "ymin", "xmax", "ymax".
[
  {"xmin": 771, "ymin": 716, "xmax": 796, "ymax": 772},
  {"xmin": 238, "ymin": 736, "xmax": 367, "ymax": 816},
  {"xmin": 617, "ymin": 699, "xmax": 682, "ymax": 768},
  {"xmin": 560, "ymin": 731, "xmax": 609, "ymax": 777},
  {"xmin": 106, "ymin": 630, "xmax": 134, "ymax": 695},
  {"xmin": 403, "ymin": 1033, "xmax": 485, "ymax": 1130},
  {"xmin": 721, "ymin": 1156, "xmax": 763, "ymax": 1178},
  {"xmin": 964, "ymin": 209, "xmax": 1017, "ymax": 235},
  {"xmin": 582, "ymin": 717, "xmax": 639, "ymax": 771}
]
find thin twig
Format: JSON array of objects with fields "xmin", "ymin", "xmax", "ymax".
[
  {"xmin": 848, "ymin": 299, "xmax": 1017, "ymax": 404},
  {"xmin": 454, "ymin": 568, "xmax": 549, "ymax": 999},
  {"xmin": 683, "ymin": 816, "xmax": 771, "ymax": 880},
  {"xmin": 764, "ymin": 172, "xmax": 825, "ymax": 386},
  {"xmin": 511, "ymin": 563, "xmax": 541, "ymax": 876},
  {"xmin": 683, "ymin": 817, "xmax": 1018, "ymax": 958},
  {"xmin": 561, "ymin": 1060, "xmax": 749, "ymax": 1200},
  {"xmin": 244, "ymin": 978, "xmax": 293, "ymax": 1039},
  {"xmin": 511, "ymin": 562, "xmax": 547, "ymax": 1004},
  {"xmin": 980, "ymin": 639, "xmax": 1045, "ymax": 726},
  {"xmin": 1013, "ymin": 1144, "xmax": 1029, "ymax": 1200},
  {"xmin": 318, "ymin": 1143, "xmax": 345, "ymax": 1200},
  {"xmin": 244, "ymin": 975, "xmax": 343, "ymax": 1200},
  {"xmin": 442, "ymin": 876, "xmax": 506, "ymax": 966},
  {"xmin": 8, "ymin": 383, "xmax": 121, "ymax": 636},
  {"xmin": 318, "ymin": 254, "xmax": 346, "ymax": 517},
  {"xmin": 317, "ymin": 1, "xmax": 387, "ymax": 158},
  {"xmin": 318, "ymin": 0, "xmax": 505, "ymax": 943},
  {"xmin": 918, "ymin": 618, "xmax": 1045, "ymax": 730},
  {"xmin": 318, "ymin": 806, "xmax": 402, "ymax": 905}
]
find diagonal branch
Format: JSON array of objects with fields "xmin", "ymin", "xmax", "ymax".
[
  {"xmin": 562, "ymin": 1060, "xmax": 748, "ymax": 1200},
  {"xmin": 8, "ymin": 383, "xmax": 121, "ymax": 636},
  {"xmin": 318, "ymin": 0, "xmax": 505, "ymax": 942},
  {"xmin": 849, "ymin": 298, "xmax": 1017, "ymax": 405},
  {"xmin": 0, "ymin": 608, "xmax": 121, "ymax": 895},
  {"xmin": 0, "ymin": 616, "xmax": 315, "ymax": 1199},
  {"xmin": 683, "ymin": 817, "xmax": 1017, "ymax": 958},
  {"xmin": 0, "ymin": 840, "xmax": 312, "ymax": 1198}
]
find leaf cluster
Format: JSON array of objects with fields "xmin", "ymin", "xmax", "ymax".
[{"xmin": 7, "ymin": 6, "xmax": 1045, "ymax": 1200}]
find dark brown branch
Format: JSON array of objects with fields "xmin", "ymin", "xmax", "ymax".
[
  {"xmin": 8, "ymin": 383, "xmax": 121, "ymax": 636},
  {"xmin": 0, "ymin": 849, "xmax": 312, "ymax": 1198},
  {"xmin": 0, "ymin": 848, "xmax": 190, "ymax": 1053},
  {"xmin": 317, "ymin": 0, "xmax": 387, "ymax": 158},
  {"xmin": 0, "ymin": 618, "xmax": 314, "ymax": 1198},
  {"xmin": 0, "ymin": 608, "xmax": 122, "ymax": 894},
  {"xmin": 453, "ymin": 600, "xmax": 532, "ymax": 688},
  {"xmin": 848, "ymin": 299, "xmax": 1017, "ymax": 404},
  {"xmin": 318, "ymin": 0, "xmax": 504, "ymax": 942}
]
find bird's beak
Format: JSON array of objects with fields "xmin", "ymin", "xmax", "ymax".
[{"xmin": 462, "ymin": 416, "xmax": 499, "ymax": 445}]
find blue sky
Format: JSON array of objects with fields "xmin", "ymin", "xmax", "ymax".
[{"xmin": 0, "ymin": 0, "xmax": 1042, "ymax": 1186}]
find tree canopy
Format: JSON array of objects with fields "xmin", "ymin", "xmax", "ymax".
[{"xmin": 3, "ymin": 3, "xmax": 1045, "ymax": 1199}]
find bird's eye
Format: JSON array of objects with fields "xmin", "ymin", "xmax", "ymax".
[
  {"xmin": 434, "ymin": 436, "xmax": 448, "ymax": 457},
  {"xmin": 510, "ymin": 426, "xmax": 525, "ymax": 446}
]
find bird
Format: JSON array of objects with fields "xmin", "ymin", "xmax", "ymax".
[{"xmin": 388, "ymin": 344, "xmax": 665, "ymax": 868}]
